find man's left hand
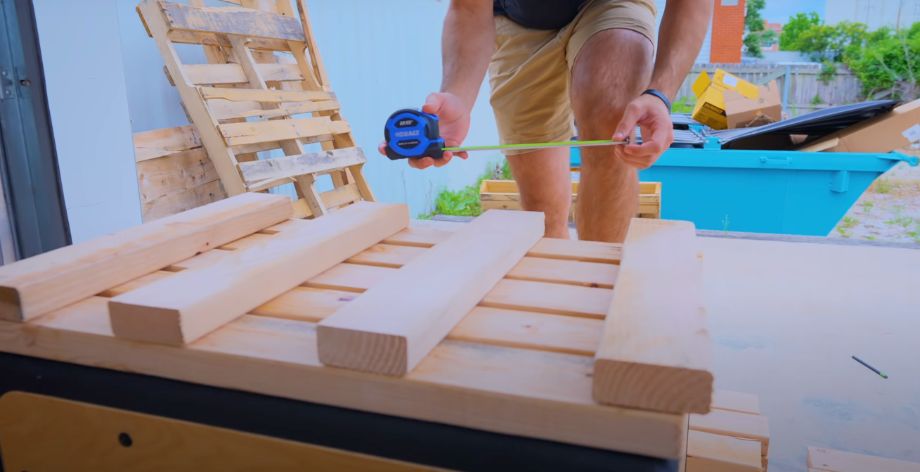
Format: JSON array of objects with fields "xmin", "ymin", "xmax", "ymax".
[{"xmin": 612, "ymin": 94, "xmax": 674, "ymax": 169}]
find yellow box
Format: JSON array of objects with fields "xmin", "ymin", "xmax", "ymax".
[{"xmin": 691, "ymin": 69, "xmax": 781, "ymax": 130}]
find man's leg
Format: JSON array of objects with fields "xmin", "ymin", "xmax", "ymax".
[
  {"xmin": 506, "ymin": 148, "xmax": 571, "ymax": 239},
  {"xmin": 570, "ymin": 29, "xmax": 653, "ymax": 242}
]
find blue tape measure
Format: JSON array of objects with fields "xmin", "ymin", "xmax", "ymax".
[{"xmin": 384, "ymin": 109, "xmax": 444, "ymax": 160}]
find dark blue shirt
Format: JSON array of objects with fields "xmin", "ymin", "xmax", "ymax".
[{"xmin": 493, "ymin": 0, "xmax": 589, "ymax": 30}]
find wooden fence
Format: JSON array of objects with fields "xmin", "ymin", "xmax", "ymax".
[{"xmin": 676, "ymin": 63, "xmax": 865, "ymax": 117}]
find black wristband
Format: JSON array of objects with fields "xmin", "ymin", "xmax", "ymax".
[{"xmin": 641, "ymin": 89, "xmax": 671, "ymax": 112}]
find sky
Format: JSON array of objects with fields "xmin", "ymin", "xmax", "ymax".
[{"xmin": 762, "ymin": 0, "xmax": 826, "ymax": 24}]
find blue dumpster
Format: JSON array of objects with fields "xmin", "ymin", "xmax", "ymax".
[{"xmin": 571, "ymin": 145, "xmax": 918, "ymax": 236}]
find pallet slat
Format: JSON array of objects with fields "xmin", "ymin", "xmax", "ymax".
[
  {"xmin": 161, "ymin": 2, "xmax": 306, "ymax": 42},
  {"xmin": 0, "ymin": 194, "xmax": 291, "ymax": 322},
  {"xmin": 198, "ymin": 86, "xmax": 334, "ymax": 103},
  {"xmin": 239, "ymin": 147, "xmax": 364, "ymax": 185},
  {"xmin": 133, "ymin": 125, "xmax": 202, "ymax": 162},
  {"xmin": 183, "ymin": 62, "xmax": 303, "ymax": 85},
  {"xmin": 317, "ymin": 210, "xmax": 544, "ymax": 376},
  {"xmin": 109, "ymin": 203, "xmax": 407, "ymax": 345},
  {"xmin": 690, "ymin": 409, "xmax": 770, "ymax": 457},
  {"xmin": 219, "ymin": 117, "xmax": 350, "ymax": 146},
  {"xmin": 593, "ymin": 219, "xmax": 713, "ymax": 414}
]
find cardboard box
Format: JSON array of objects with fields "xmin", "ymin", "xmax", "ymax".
[
  {"xmin": 691, "ymin": 69, "xmax": 782, "ymax": 130},
  {"xmin": 798, "ymin": 98, "xmax": 920, "ymax": 153}
]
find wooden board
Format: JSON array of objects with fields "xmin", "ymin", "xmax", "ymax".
[
  {"xmin": 317, "ymin": 210, "xmax": 544, "ymax": 376},
  {"xmin": 593, "ymin": 218, "xmax": 713, "ymax": 414},
  {"xmin": 133, "ymin": 125, "xmax": 202, "ymax": 162},
  {"xmin": 686, "ymin": 430, "xmax": 762, "ymax": 472},
  {"xmin": 0, "ymin": 303, "xmax": 686, "ymax": 459},
  {"xmin": 0, "ymin": 193, "xmax": 290, "ymax": 322},
  {"xmin": 238, "ymin": 147, "xmax": 364, "ymax": 185},
  {"xmin": 160, "ymin": 2, "xmax": 306, "ymax": 41},
  {"xmin": 0, "ymin": 392, "xmax": 430, "ymax": 471},
  {"xmin": 807, "ymin": 447, "xmax": 920, "ymax": 472},
  {"xmin": 690, "ymin": 409, "xmax": 769, "ymax": 457},
  {"xmin": 109, "ymin": 202, "xmax": 407, "ymax": 345},
  {"xmin": 218, "ymin": 116, "xmax": 350, "ymax": 147}
]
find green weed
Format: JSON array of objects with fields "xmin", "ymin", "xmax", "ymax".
[
  {"xmin": 420, "ymin": 159, "xmax": 511, "ymax": 219},
  {"xmin": 860, "ymin": 200, "xmax": 875, "ymax": 215},
  {"xmin": 873, "ymin": 179, "xmax": 894, "ymax": 194},
  {"xmin": 865, "ymin": 235, "xmax": 876, "ymax": 241},
  {"xmin": 839, "ymin": 216, "xmax": 859, "ymax": 229},
  {"xmin": 884, "ymin": 216, "xmax": 914, "ymax": 228}
]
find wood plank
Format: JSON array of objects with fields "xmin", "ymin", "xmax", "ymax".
[
  {"xmin": 251, "ymin": 286, "xmax": 603, "ymax": 356},
  {"xmin": 385, "ymin": 223, "xmax": 623, "ymax": 264},
  {"xmin": 133, "ymin": 125, "xmax": 201, "ymax": 162},
  {"xmin": 0, "ymin": 193, "xmax": 291, "ymax": 322},
  {"xmin": 212, "ymin": 99, "xmax": 339, "ymax": 121},
  {"xmin": 160, "ymin": 2, "xmax": 305, "ymax": 41},
  {"xmin": 450, "ymin": 307, "xmax": 603, "ymax": 356},
  {"xmin": 98, "ymin": 271, "xmax": 174, "ymax": 298},
  {"xmin": 136, "ymin": 148, "xmax": 220, "ymax": 203},
  {"xmin": 347, "ymin": 243, "xmax": 425, "ymax": 268},
  {"xmin": 481, "ymin": 279, "xmax": 612, "ymax": 318},
  {"xmin": 199, "ymin": 86, "xmax": 333, "ymax": 103},
  {"xmin": 593, "ymin": 219, "xmax": 713, "ymax": 414},
  {"xmin": 219, "ymin": 117, "xmax": 350, "ymax": 147},
  {"xmin": 506, "ymin": 257, "xmax": 618, "ymax": 288},
  {"xmin": 183, "ymin": 62, "xmax": 302, "ymax": 85},
  {"xmin": 807, "ymin": 446, "xmax": 920, "ymax": 472},
  {"xmin": 239, "ymin": 147, "xmax": 364, "ymax": 185},
  {"xmin": 109, "ymin": 202, "xmax": 407, "ymax": 345},
  {"xmin": 169, "ymin": 248, "xmax": 234, "ymax": 271},
  {"xmin": 317, "ymin": 210, "xmax": 544, "ymax": 376},
  {"xmin": 141, "ymin": 179, "xmax": 227, "ymax": 222},
  {"xmin": 0, "ymin": 313, "xmax": 686, "ymax": 459},
  {"xmin": 686, "ymin": 430, "xmax": 762, "ymax": 472},
  {"xmin": 690, "ymin": 410, "xmax": 770, "ymax": 457}
]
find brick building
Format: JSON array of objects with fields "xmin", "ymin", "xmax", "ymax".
[{"xmin": 709, "ymin": 0, "xmax": 746, "ymax": 63}]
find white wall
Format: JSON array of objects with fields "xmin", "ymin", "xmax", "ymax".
[
  {"xmin": 825, "ymin": 0, "xmax": 920, "ymax": 29},
  {"xmin": 32, "ymin": 0, "xmax": 141, "ymax": 242}
]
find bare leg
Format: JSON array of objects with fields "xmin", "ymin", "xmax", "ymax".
[
  {"xmin": 506, "ymin": 148, "xmax": 571, "ymax": 239},
  {"xmin": 570, "ymin": 29, "xmax": 653, "ymax": 242}
]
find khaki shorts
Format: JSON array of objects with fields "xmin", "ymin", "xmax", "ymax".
[{"xmin": 488, "ymin": 0, "xmax": 657, "ymax": 154}]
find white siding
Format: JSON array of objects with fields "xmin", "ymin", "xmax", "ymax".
[{"xmin": 32, "ymin": 0, "xmax": 141, "ymax": 243}]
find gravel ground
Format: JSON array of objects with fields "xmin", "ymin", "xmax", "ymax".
[{"xmin": 830, "ymin": 153, "xmax": 920, "ymax": 245}]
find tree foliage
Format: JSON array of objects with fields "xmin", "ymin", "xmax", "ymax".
[
  {"xmin": 780, "ymin": 16, "xmax": 920, "ymax": 99},
  {"xmin": 780, "ymin": 12, "xmax": 820, "ymax": 50},
  {"xmin": 743, "ymin": 0, "xmax": 768, "ymax": 58}
]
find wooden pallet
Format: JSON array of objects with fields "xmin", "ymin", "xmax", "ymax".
[
  {"xmin": 0, "ymin": 194, "xmax": 713, "ymax": 460},
  {"xmin": 137, "ymin": 0, "xmax": 373, "ymax": 218},
  {"xmin": 480, "ymin": 180, "xmax": 662, "ymax": 220},
  {"xmin": 133, "ymin": 125, "xmax": 227, "ymax": 221}
]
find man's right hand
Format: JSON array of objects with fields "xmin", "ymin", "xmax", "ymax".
[{"xmin": 379, "ymin": 92, "xmax": 471, "ymax": 169}]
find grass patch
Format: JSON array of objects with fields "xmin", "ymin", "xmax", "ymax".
[
  {"xmin": 872, "ymin": 178, "xmax": 894, "ymax": 194},
  {"xmin": 860, "ymin": 200, "xmax": 874, "ymax": 215},
  {"xmin": 884, "ymin": 216, "xmax": 914, "ymax": 228},
  {"xmin": 420, "ymin": 160, "xmax": 512, "ymax": 219},
  {"xmin": 672, "ymin": 96, "xmax": 696, "ymax": 114},
  {"xmin": 835, "ymin": 215, "xmax": 859, "ymax": 238}
]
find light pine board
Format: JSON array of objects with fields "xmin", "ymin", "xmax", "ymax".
[
  {"xmin": 0, "ymin": 193, "xmax": 290, "ymax": 322},
  {"xmin": 317, "ymin": 210, "xmax": 544, "ymax": 376},
  {"xmin": 109, "ymin": 202, "xmax": 407, "ymax": 345},
  {"xmin": 593, "ymin": 218, "xmax": 713, "ymax": 414}
]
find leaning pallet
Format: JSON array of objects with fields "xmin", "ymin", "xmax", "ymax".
[
  {"xmin": 0, "ymin": 194, "xmax": 714, "ymax": 461},
  {"xmin": 137, "ymin": 0, "xmax": 373, "ymax": 218}
]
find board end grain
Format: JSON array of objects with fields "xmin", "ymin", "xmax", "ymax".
[
  {"xmin": 316, "ymin": 324, "xmax": 408, "ymax": 376},
  {"xmin": 109, "ymin": 300, "xmax": 185, "ymax": 346},
  {"xmin": 0, "ymin": 287, "xmax": 23, "ymax": 322},
  {"xmin": 593, "ymin": 360, "xmax": 714, "ymax": 414}
]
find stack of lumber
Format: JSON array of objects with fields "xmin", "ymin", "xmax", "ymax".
[
  {"xmin": 808, "ymin": 447, "xmax": 920, "ymax": 472},
  {"xmin": 134, "ymin": 0, "xmax": 373, "ymax": 220},
  {"xmin": 480, "ymin": 180, "xmax": 662, "ymax": 220},
  {"xmin": 0, "ymin": 193, "xmax": 717, "ymax": 462},
  {"xmin": 687, "ymin": 390, "xmax": 771, "ymax": 471}
]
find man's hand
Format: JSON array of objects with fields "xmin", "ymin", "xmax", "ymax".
[
  {"xmin": 612, "ymin": 94, "xmax": 674, "ymax": 169},
  {"xmin": 378, "ymin": 92, "xmax": 471, "ymax": 169}
]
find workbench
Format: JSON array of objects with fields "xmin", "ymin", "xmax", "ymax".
[{"xmin": 1, "ymin": 206, "xmax": 915, "ymax": 471}]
